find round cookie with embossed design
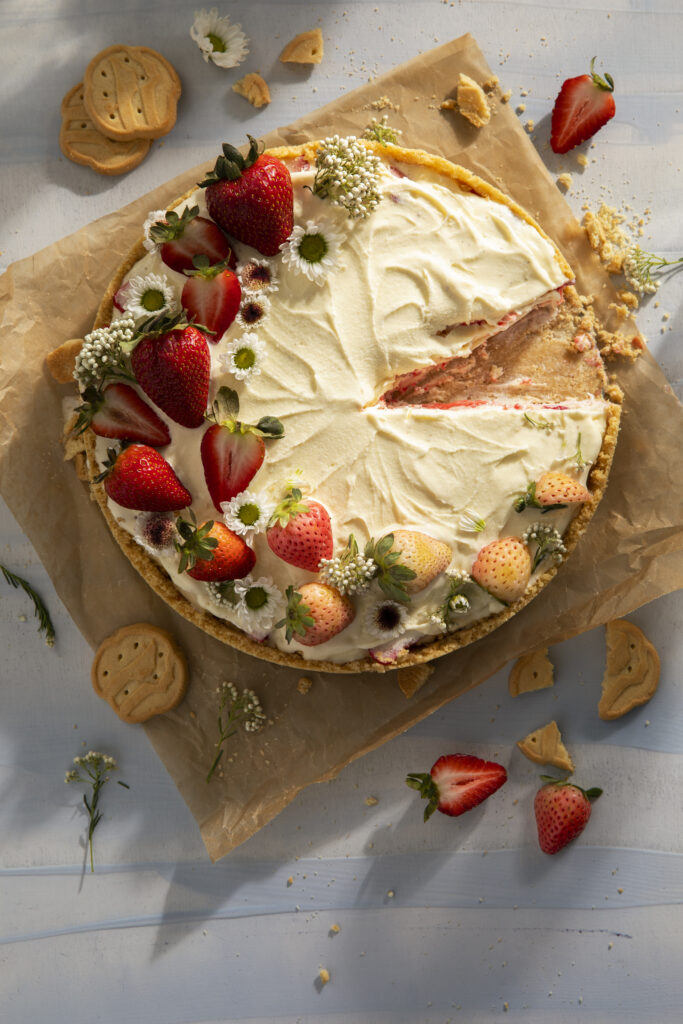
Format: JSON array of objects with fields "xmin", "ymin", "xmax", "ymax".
[{"xmin": 69, "ymin": 134, "xmax": 620, "ymax": 672}]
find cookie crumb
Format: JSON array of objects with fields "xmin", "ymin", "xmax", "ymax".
[
  {"xmin": 455, "ymin": 73, "xmax": 491, "ymax": 127},
  {"xmin": 364, "ymin": 795, "xmax": 379, "ymax": 806},
  {"xmin": 297, "ymin": 676, "xmax": 313, "ymax": 694},
  {"xmin": 576, "ymin": 152, "xmax": 589, "ymax": 167},
  {"xmin": 318, "ymin": 967, "xmax": 330, "ymax": 986},
  {"xmin": 329, "ymin": 923, "xmax": 341, "ymax": 934},
  {"xmin": 287, "ymin": 876, "xmax": 294, "ymax": 886},
  {"xmin": 501, "ymin": 89, "xmax": 512, "ymax": 103},
  {"xmin": 556, "ymin": 172, "xmax": 572, "ymax": 191},
  {"xmin": 516, "ymin": 103, "xmax": 526, "ymax": 114},
  {"xmin": 232, "ymin": 73, "xmax": 270, "ymax": 108}
]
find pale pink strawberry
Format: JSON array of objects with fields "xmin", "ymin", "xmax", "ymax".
[
  {"xmin": 535, "ymin": 472, "xmax": 592, "ymax": 507},
  {"xmin": 279, "ymin": 582, "xmax": 354, "ymax": 647},
  {"xmin": 388, "ymin": 530, "xmax": 452, "ymax": 594},
  {"xmin": 266, "ymin": 488, "xmax": 333, "ymax": 572},
  {"xmin": 471, "ymin": 537, "xmax": 531, "ymax": 604}
]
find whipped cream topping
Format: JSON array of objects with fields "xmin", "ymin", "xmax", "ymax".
[{"xmin": 100, "ymin": 148, "xmax": 608, "ymax": 664}]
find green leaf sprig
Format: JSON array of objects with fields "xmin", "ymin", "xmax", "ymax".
[
  {"xmin": 1, "ymin": 565, "xmax": 55, "ymax": 646},
  {"xmin": 65, "ymin": 752, "xmax": 129, "ymax": 872}
]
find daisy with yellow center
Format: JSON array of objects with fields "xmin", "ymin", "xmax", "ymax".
[
  {"xmin": 124, "ymin": 273, "xmax": 177, "ymax": 320},
  {"xmin": 190, "ymin": 8, "xmax": 249, "ymax": 68},
  {"xmin": 279, "ymin": 220, "xmax": 343, "ymax": 285},
  {"xmin": 220, "ymin": 333, "xmax": 266, "ymax": 380},
  {"xmin": 221, "ymin": 490, "xmax": 273, "ymax": 537}
]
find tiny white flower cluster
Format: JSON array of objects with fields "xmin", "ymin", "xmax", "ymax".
[
  {"xmin": 362, "ymin": 115, "xmax": 402, "ymax": 146},
  {"xmin": 219, "ymin": 681, "xmax": 266, "ymax": 733},
  {"xmin": 622, "ymin": 246, "xmax": 659, "ymax": 295},
  {"xmin": 523, "ymin": 521, "xmax": 567, "ymax": 572},
  {"xmin": 318, "ymin": 551, "xmax": 376, "ymax": 595},
  {"xmin": 73, "ymin": 317, "xmax": 136, "ymax": 391},
  {"xmin": 430, "ymin": 570, "xmax": 473, "ymax": 631},
  {"xmin": 313, "ymin": 135, "xmax": 383, "ymax": 219},
  {"xmin": 207, "ymin": 579, "xmax": 238, "ymax": 609},
  {"xmin": 65, "ymin": 751, "xmax": 117, "ymax": 782}
]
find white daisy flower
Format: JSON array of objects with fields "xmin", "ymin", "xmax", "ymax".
[
  {"xmin": 142, "ymin": 209, "xmax": 168, "ymax": 253},
  {"xmin": 134, "ymin": 512, "xmax": 178, "ymax": 556},
  {"xmin": 458, "ymin": 509, "xmax": 486, "ymax": 533},
  {"xmin": 234, "ymin": 576, "xmax": 284, "ymax": 634},
  {"xmin": 279, "ymin": 219, "xmax": 343, "ymax": 284},
  {"xmin": 237, "ymin": 258, "xmax": 279, "ymax": 294},
  {"xmin": 364, "ymin": 600, "xmax": 408, "ymax": 641},
  {"xmin": 124, "ymin": 273, "xmax": 178, "ymax": 320},
  {"xmin": 190, "ymin": 8, "xmax": 249, "ymax": 69},
  {"xmin": 221, "ymin": 490, "xmax": 273, "ymax": 537},
  {"xmin": 236, "ymin": 292, "xmax": 271, "ymax": 330},
  {"xmin": 220, "ymin": 333, "xmax": 266, "ymax": 380}
]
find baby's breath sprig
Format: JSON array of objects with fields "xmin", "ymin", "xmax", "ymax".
[
  {"xmin": 523, "ymin": 412, "xmax": 554, "ymax": 434},
  {"xmin": 1, "ymin": 565, "xmax": 55, "ymax": 646},
  {"xmin": 523, "ymin": 522, "xmax": 567, "ymax": 573},
  {"xmin": 73, "ymin": 316, "xmax": 137, "ymax": 391},
  {"xmin": 623, "ymin": 245, "xmax": 683, "ymax": 295},
  {"xmin": 362, "ymin": 115, "xmax": 402, "ymax": 146},
  {"xmin": 206, "ymin": 682, "xmax": 266, "ymax": 783},
  {"xmin": 318, "ymin": 534, "xmax": 376, "ymax": 595},
  {"xmin": 573, "ymin": 432, "xmax": 588, "ymax": 471},
  {"xmin": 65, "ymin": 752, "xmax": 128, "ymax": 872},
  {"xmin": 431, "ymin": 570, "xmax": 472, "ymax": 631},
  {"xmin": 312, "ymin": 135, "xmax": 383, "ymax": 219}
]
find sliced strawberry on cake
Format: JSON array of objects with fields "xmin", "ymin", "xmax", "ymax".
[
  {"xmin": 181, "ymin": 255, "xmax": 242, "ymax": 342},
  {"xmin": 148, "ymin": 205, "xmax": 237, "ymax": 273},
  {"xmin": 74, "ymin": 382, "xmax": 171, "ymax": 446}
]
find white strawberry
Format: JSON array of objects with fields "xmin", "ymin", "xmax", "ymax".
[{"xmin": 471, "ymin": 537, "xmax": 531, "ymax": 604}]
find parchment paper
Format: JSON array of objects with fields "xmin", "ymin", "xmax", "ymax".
[{"xmin": 1, "ymin": 35, "xmax": 681, "ymax": 861}]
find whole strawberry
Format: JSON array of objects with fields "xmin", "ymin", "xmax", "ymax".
[
  {"xmin": 176, "ymin": 514, "xmax": 255, "ymax": 582},
  {"xmin": 550, "ymin": 57, "xmax": 616, "ymax": 155},
  {"xmin": 199, "ymin": 137, "xmax": 294, "ymax": 257},
  {"xmin": 534, "ymin": 777, "xmax": 602, "ymax": 854},
  {"xmin": 97, "ymin": 444, "xmax": 191, "ymax": 512},
  {"xmin": 515, "ymin": 472, "xmax": 592, "ymax": 513},
  {"xmin": 471, "ymin": 537, "xmax": 531, "ymax": 605},
  {"xmin": 266, "ymin": 488, "xmax": 333, "ymax": 572},
  {"xmin": 130, "ymin": 316, "xmax": 210, "ymax": 429},
  {"xmin": 277, "ymin": 582, "xmax": 355, "ymax": 647},
  {"xmin": 388, "ymin": 530, "xmax": 452, "ymax": 594},
  {"xmin": 406, "ymin": 754, "xmax": 507, "ymax": 822}
]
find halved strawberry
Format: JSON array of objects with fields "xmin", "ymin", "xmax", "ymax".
[
  {"xmin": 97, "ymin": 444, "xmax": 191, "ymax": 512},
  {"xmin": 130, "ymin": 315, "xmax": 211, "ymax": 429},
  {"xmin": 181, "ymin": 255, "xmax": 242, "ymax": 342},
  {"xmin": 406, "ymin": 753, "xmax": 507, "ymax": 821},
  {"xmin": 200, "ymin": 387, "xmax": 284, "ymax": 512},
  {"xmin": 147, "ymin": 206, "xmax": 236, "ymax": 274},
  {"xmin": 471, "ymin": 537, "xmax": 531, "ymax": 605},
  {"xmin": 550, "ymin": 58, "xmax": 616, "ymax": 155},
  {"xmin": 74, "ymin": 383, "xmax": 171, "ymax": 446},
  {"xmin": 175, "ymin": 514, "xmax": 255, "ymax": 582}
]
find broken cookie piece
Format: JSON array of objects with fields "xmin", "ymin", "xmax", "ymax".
[
  {"xmin": 508, "ymin": 648, "xmax": 554, "ymax": 697},
  {"xmin": 517, "ymin": 720, "xmax": 574, "ymax": 773},
  {"xmin": 598, "ymin": 619, "xmax": 661, "ymax": 720},
  {"xmin": 232, "ymin": 73, "xmax": 270, "ymax": 108},
  {"xmin": 441, "ymin": 73, "xmax": 491, "ymax": 128},
  {"xmin": 280, "ymin": 28, "xmax": 324, "ymax": 64}
]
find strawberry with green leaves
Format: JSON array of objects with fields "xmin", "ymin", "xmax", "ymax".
[
  {"xmin": 387, "ymin": 530, "xmax": 451, "ymax": 594},
  {"xmin": 96, "ymin": 444, "xmax": 191, "ymax": 512},
  {"xmin": 471, "ymin": 537, "xmax": 531, "ymax": 605},
  {"xmin": 267, "ymin": 488, "xmax": 333, "ymax": 572},
  {"xmin": 181, "ymin": 255, "xmax": 242, "ymax": 342},
  {"xmin": 277, "ymin": 582, "xmax": 355, "ymax": 647},
  {"xmin": 74, "ymin": 382, "xmax": 171, "ymax": 447},
  {"xmin": 147, "ymin": 205, "xmax": 237, "ymax": 274},
  {"xmin": 175, "ymin": 512, "xmax": 255, "ymax": 582},
  {"xmin": 363, "ymin": 534, "xmax": 417, "ymax": 605},
  {"xmin": 515, "ymin": 472, "xmax": 592, "ymax": 514},
  {"xmin": 130, "ymin": 314, "xmax": 211, "ymax": 429},
  {"xmin": 199, "ymin": 136, "xmax": 294, "ymax": 257},
  {"xmin": 201, "ymin": 387, "xmax": 284, "ymax": 512},
  {"xmin": 534, "ymin": 776, "xmax": 602, "ymax": 854},
  {"xmin": 406, "ymin": 754, "xmax": 507, "ymax": 821}
]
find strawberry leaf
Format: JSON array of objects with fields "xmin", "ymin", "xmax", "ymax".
[
  {"xmin": 255, "ymin": 416, "xmax": 285, "ymax": 438},
  {"xmin": 275, "ymin": 585, "xmax": 315, "ymax": 644}
]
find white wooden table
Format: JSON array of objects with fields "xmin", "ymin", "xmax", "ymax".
[{"xmin": 1, "ymin": 2, "xmax": 681, "ymax": 1021}]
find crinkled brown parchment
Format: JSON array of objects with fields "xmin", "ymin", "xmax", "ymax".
[{"xmin": 1, "ymin": 34, "xmax": 681, "ymax": 860}]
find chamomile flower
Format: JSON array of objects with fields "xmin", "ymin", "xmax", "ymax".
[
  {"xmin": 142, "ymin": 209, "xmax": 168, "ymax": 253},
  {"xmin": 190, "ymin": 8, "xmax": 249, "ymax": 69},
  {"xmin": 364, "ymin": 600, "xmax": 408, "ymax": 640},
  {"xmin": 134, "ymin": 512, "xmax": 178, "ymax": 556},
  {"xmin": 234, "ymin": 576, "xmax": 285, "ymax": 634},
  {"xmin": 124, "ymin": 273, "xmax": 178, "ymax": 320},
  {"xmin": 279, "ymin": 220, "xmax": 343, "ymax": 285},
  {"xmin": 237, "ymin": 257, "xmax": 279, "ymax": 294},
  {"xmin": 236, "ymin": 292, "xmax": 271, "ymax": 329},
  {"xmin": 221, "ymin": 490, "xmax": 273, "ymax": 537},
  {"xmin": 221, "ymin": 333, "xmax": 266, "ymax": 380},
  {"xmin": 458, "ymin": 509, "xmax": 486, "ymax": 533}
]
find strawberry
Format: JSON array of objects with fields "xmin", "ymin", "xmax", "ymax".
[
  {"xmin": 201, "ymin": 387, "xmax": 284, "ymax": 511},
  {"xmin": 181, "ymin": 255, "xmax": 242, "ymax": 342},
  {"xmin": 550, "ymin": 58, "xmax": 616, "ymax": 155},
  {"xmin": 515, "ymin": 472, "xmax": 592, "ymax": 513},
  {"xmin": 406, "ymin": 754, "xmax": 507, "ymax": 822},
  {"xmin": 176, "ymin": 513, "xmax": 255, "ymax": 582},
  {"xmin": 199, "ymin": 136, "xmax": 294, "ymax": 257},
  {"xmin": 471, "ymin": 537, "xmax": 531, "ymax": 605},
  {"xmin": 277, "ymin": 582, "xmax": 355, "ymax": 647},
  {"xmin": 97, "ymin": 445, "xmax": 191, "ymax": 512},
  {"xmin": 74, "ymin": 383, "xmax": 171, "ymax": 447},
  {"xmin": 534, "ymin": 777, "xmax": 602, "ymax": 854},
  {"xmin": 388, "ymin": 530, "xmax": 452, "ymax": 594},
  {"xmin": 266, "ymin": 488, "xmax": 333, "ymax": 572},
  {"xmin": 130, "ymin": 315, "xmax": 210, "ymax": 429},
  {"xmin": 147, "ymin": 205, "xmax": 237, "ymax": 274}
]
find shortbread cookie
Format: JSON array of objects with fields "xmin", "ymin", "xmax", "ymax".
[
  {"xmin": 508, "ymin": 648, "xmax": 554, "ymax": 696},
  {"xmin": 517, "ymin": 720, "xmax": 574, "ymax": 772},
  {"xmin": 46, "ymin": 336, "xmax": 84, "ymax": 383},
  {"xmin": 91, "ymin": 623, "xmax": 188, "ymax": 723},
  {"xmin": 598, "ymin": 619, "xmax": 660, "ymax": 720},
  {"xmin": 83, "ymin": 45, "xmax": 181, "ymax": 141},
  {"xmin": 59, "ymin": 83, "xmax": 151, "ymax": 176},
  {"xmin": 279, "ymin": 28, "xmax": 324, "ymax": 64},
  {"xmin": 232, "ymin": 73, "xmax": 270, "ymax": 108}
]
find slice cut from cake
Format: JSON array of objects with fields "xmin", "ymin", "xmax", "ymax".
[{"xmin": 73, "ymin": 138, "xmax": 620, "ymax": 671}]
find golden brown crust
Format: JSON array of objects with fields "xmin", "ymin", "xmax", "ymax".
[{"xmin": 80, "ymin": 141, "xmax": 620, "ymax": 674}]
